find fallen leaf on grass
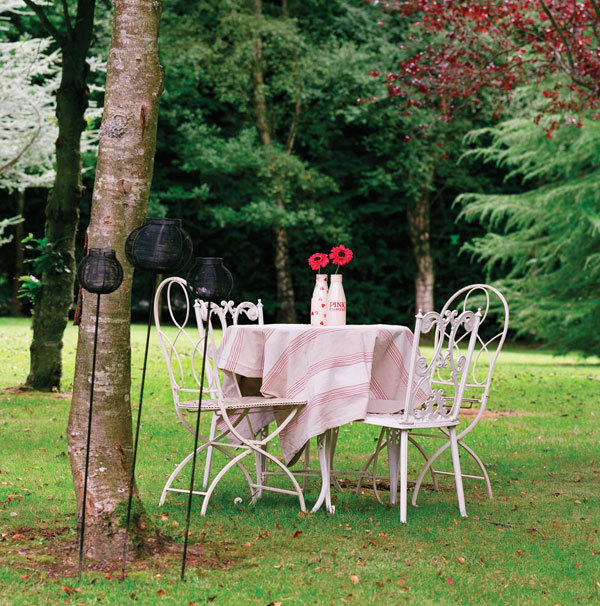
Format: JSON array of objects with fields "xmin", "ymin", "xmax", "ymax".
[
  {"xmin": 445, "ymin": 577, "xmax": 455, "ymax": 585},
  {"xmin": 157, "ymin": 589, "xmax": 165, "ymax": 597},
  {"xmin": 61, "ymin": 585, "xmax": 75, "ymax": 595},
  {"xmin": 293, "ymin": 530, "xmax": 302, "ymax": 538},
  {"xmin": 457, "ymin": 556, "xmax": 466, "ymax": 564},
  {"xmin": 350, "ymin": 575, "xmax": 359, "ymax": 584},
  {"xmin": 397, "ymin": 578, "xmax": 406, "ymax": 585}
]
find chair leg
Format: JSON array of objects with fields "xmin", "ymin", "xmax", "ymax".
[
  {"xmin": 302, "ymin": 440, "xmax": 311, "ymax": 493},
  {"xmin": 329, "ymin": 427, "xmax": 343, "ymax": 492},
  {"xmin": 202, "ymin": 413, "xmax": 218, "ymax": 490},
  {"xmin": 387, "ymin": 429, "xmax": 401, "ymax": 505},
  {"xmin": 408, "ymin": 436, "xmax": 440, "ymax": 492},
  {"xmin": 458, "ymin": 439, "xmax": 494, "ymax": 499},
  {"xmin": 399, "ymin": 430, "xmax": 408, "ymax": 524},
  {"xmin": 412, "ymin": 440, "xmax": 451, "ymax": 507},
  {"xmin": 449, "ymin": 427, "xmax": 467, "ymax": 518},
  {"xmin": 253, "ymin": 426, "xmax": 269, "ymax": 502}
]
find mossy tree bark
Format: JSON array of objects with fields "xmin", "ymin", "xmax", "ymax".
[
  {"xmin": 23, "ymin": 0, "xmax": 95, "ymax": 391},
  {"xmin": 68, "ymin": 0, "xmax": 164, "ymax": 561}
]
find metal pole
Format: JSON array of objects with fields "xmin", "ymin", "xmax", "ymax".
[
  {"xmin": 120, "ymin": 279, "xmax": 155, "ymax": 581},
  {"xmin": 181, "ymin": 301, "xmax": 210, "ymax": 581},
  {"xmin": 78, "ymin": 292, "xmax": 101, "ymax": 581}
]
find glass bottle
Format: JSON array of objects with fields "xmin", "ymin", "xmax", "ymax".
[
  {"xmin": 327, "ymin": 274, "xmax": 346, "ymax": 325},
  {"xmin": 310, "ymin": 274, "xmax": 328, "ymax": 326}
]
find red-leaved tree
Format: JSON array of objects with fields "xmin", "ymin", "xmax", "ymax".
[
  {"xmin": 362, "ymin": 0, "xmax": 599, "ymax": 311},
  {"xmin": 370, "ymin": 0, "xmax": 600, "ymax": 133}
]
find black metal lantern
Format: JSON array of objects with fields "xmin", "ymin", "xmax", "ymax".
[
  {"xmin": 181, "ymin": 257, "xmax": 233, "ymax": 580},
  {"xmin": 76, "ymin": 248, "xmax": 123, "ymax": 581},
  {"xmin": 121, "ymin": 218, "xmax": 192, "ymax": 581},
  {"xmin": 186, "ymin": 257, "xmax": 233, "ymax": 303},
  {"xmin": 125, "ymin": 217, "xmax": 192, "ymax": 273},
  {"xmin": 77, "ymin": 248, "xmax": 123, "ymax": 294}
]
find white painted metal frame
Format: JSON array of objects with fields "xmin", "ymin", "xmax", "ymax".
[
  {"xmin": 357, "ymin": 284, "xmax": 508, "ymax": 511},
  {"xmin": 360, "ymin": 305, "xmax": 483, "ymax": 522},
  {"xmin": 154, "ymin": 277, "xmax": 306, "ymax": 513},
  {"xmin": 194, "ymin": 297, "xmax": 264, "ymax": 490},
  {"xmin": 411, "ymin": 284, "xmax": 509, "ymax": 504}
]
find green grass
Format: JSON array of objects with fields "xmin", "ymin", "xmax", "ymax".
[{"xmin": 0, "ymin": 317, "xmax": 599, "ymax": 605}]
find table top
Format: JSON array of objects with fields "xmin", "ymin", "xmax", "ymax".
[{"xmin": 217, "ymin": 323, "xmax": 422, "ymax": 463}]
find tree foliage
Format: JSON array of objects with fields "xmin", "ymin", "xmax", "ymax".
[
  {"xmin": 459, "ymin": 107, "xmax": 600, "ymax": 354},
  {"xmin": 372, "ymin": 0, "xmax": 600, "ymax": 132}
]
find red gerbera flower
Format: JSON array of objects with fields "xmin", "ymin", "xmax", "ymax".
[
  {"xmin": 308, "ymin": 252, "xmax": 329, "ymax": 271},
  {"xmin": 329, "ymin": 245, "xmax": 354, "ymax": 266}
]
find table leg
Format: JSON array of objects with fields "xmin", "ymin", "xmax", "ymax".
[{"xmin": 311, "ymin": 429, "xmax": 336, "ymax": 514}]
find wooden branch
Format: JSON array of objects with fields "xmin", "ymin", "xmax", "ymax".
[
  {"xmin": 21, "ymin": 0, "xmax": 65, "ymax": 45},
  {"xmin": 0, "ymin": 104, "xmax": 42, "ymax": 176},
  {"xmin": 538, "ymin": 0, "xmax": 577, "ymax": 75},
  {"xmin": 590, "ymin": 0, "xmax": 600, "ymax": 22},
  {"xmin": 74, "ymin": 0, "xmax": 97, "ymax": 54},
  {"xmin": 282, "ymin": 0, "xmax": 289, "ymax": 18},
  {"xmin": 285, "ymin": 97, "xmax": 301, "ymax": 155},
  {"xmin": 61, "ymin": 0, "xmax": 73, "ymax": 34}
]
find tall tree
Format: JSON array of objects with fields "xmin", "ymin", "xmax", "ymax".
[
  {"xmin": 68, "ymin": 0, "xmax": 165, "ymax": 560},
  {"xmin": 17, "ymin": 0, "xmax": 97, "ymax": 390},
  {"xmin": 366, "ymin": 0, "xmax": 600, "ymax": 310},
  {"xmin": 0, "ymin": 37, "xmax": 58, "ymax": 315},
  {"xmin": 459, "ymin": 107, "xmax": 600, "ymax": 355}
]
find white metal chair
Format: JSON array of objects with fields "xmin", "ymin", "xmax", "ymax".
[
  {"xmin": 360, "ymin": 304, "xmax": 483, "ymax": 522},
  {"xmin": 154, "ymin": 277, "xmax": 307, "ymax": 513},
  {"xmin": 357, "ymin": 284, "xmax": 508, "ymax": 513},
  {"xmin": 195, "ymin": 297, "xmax": 264, "ymax": 490}
]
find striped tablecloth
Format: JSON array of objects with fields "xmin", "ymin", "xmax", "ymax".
[{"xmin": 217, "ymin": 324, "xmax": 421, "ymax": 464}]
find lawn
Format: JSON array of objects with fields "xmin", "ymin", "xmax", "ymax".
[{"xmin": 0, "ymin": 317, "xmax": 599, "ymax": 605}]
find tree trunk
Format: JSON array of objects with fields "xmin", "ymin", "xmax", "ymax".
[
  {"xmin": 407, "ymin": 190, "xmax": 435, "ymax": 313},
  {"xmin": 68, "ymin": 0, "xmax": 164, "ymax": 562},
  {"xmin": 252, "ymin": 0, "xmax": 296, "ymax": 323},
  {"xmin": 10, "ymin": 189, "xmax": 25, "ymax": 317},
  {"xmin": 26, "ymin": 2, "xmax": 96, "ymax": 391}
]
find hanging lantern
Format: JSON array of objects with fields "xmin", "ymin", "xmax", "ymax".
[
  {"xmin": 125, "ymin": 217, "xmax": 193, "ymax": 273},
  {"xmin": 186, "ymin": 257, "xmax": 233, "ymax": 303},
  {"xmin": 77, "ymin": 248, "xmax": 123, "ymax": 294}
]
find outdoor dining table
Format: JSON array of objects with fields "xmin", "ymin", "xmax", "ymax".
[{"xmin": 216, "ymin": 323, "xmax": 423, "ymax": 512}]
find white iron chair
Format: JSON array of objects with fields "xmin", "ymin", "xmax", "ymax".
[
  {"xmin": 360, "ymin": 304, "xmax": 483, "ymax": 522},
  {"xmin": 410, "ymin": 284, "xmax": 509, "ymax": 504},
  {"xmin": 154, "ymin": 277, "xmax": 307, "ymax": 513},
  {"xmin": 357, "ymin": 284, "xmax": 508, "ymax": 510},
  {"xmin": 195, "ymin": 297, "xmax": 264, "ymax": 490}
]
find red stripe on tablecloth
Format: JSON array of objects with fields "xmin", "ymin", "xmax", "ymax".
[
  {"xmin": 283, "ymin": 382, "xmax": 372, "ymax": 432},
  {"xmin": 369, "ymin": 376, "xmax": 388, "ymax": 399},
  {"xmin": 261, "ymin": 327, "xmax": 341, "ymax": 392},
  {"xmin": 286, "ymin": 351, "xmax": 374, "ymax": 398},
  {"xmin": 222, "ymin": 329, "xmax": 244, "ymax": 371},
  {"xmin": 381, "ymin": 328, "xmax": 429, "ymax": 404}
]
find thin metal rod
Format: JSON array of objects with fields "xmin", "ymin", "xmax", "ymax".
[
  {"xmin": 120, "ymin": 279, "xmax": 155, "ymax": 582},
  {"xmin": 78, "ymin": 293, "xmax": 101, "ymax": 581},
  {"xmin": 181, "ymin": 301, "xmax": 210, "ymax": 581}
]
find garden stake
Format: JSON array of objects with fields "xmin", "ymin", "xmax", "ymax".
[
  {"xmin": 181, "ymin": 300, "xmax": 211, "ymax": 581},
  {"xmin": 78, "ymin": 293, "xmax": 101, "ymax": 581},
  {"xmin": 120, "ymin": 279, "xmax": 155, "ymax": 582}
]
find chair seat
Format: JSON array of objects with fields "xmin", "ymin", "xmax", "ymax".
[
  {"xmin": 362, "ymin": 411, "xmax": 460, "ymax": 430},
  {"xmin": 178, "ymin": 396, "xmax": 307, "ymax": 412}
]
